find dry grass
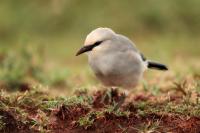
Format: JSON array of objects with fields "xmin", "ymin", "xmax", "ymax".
[{"xmin": 0, "ymin": 72, "xmax": 199, "ymax": 132}]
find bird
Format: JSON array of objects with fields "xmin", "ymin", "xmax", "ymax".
[{"xmin": 76, "ymin": 27, "xmax": 168, "ymax": 89}]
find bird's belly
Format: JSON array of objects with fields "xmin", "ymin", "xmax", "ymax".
[
  {"xmin": 88, "ymin": 52, "xmax": 144, "ymax": 88},
  {"xmin": 96, "ymin": 73, "xmax": 140, "ymax": 88}
]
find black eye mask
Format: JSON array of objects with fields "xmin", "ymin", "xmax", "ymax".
[{"xmin": 76, "ymin": 41, "xmax": 102, "ymax": 56}]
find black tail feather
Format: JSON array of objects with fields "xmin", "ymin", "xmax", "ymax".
[{"xmin": 147, "ymin": 61, "xmax": 168, "ymax": 71}]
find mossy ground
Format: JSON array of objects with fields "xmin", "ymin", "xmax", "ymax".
[{"xmin": 0, "ymin": 73, "xmax": 199, "ymax": 133}]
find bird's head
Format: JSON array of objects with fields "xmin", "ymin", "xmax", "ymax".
[{"xmin": 76, "ymin": 27, "xmax": 115, "ymax": 56}]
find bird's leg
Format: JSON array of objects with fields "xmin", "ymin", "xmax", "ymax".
[
  {"xmin": 109, "ymin": 87, "xmax": 128, "ymax": 111},
  {"xmin": 113, "ymin": 93, "xmax": 126, "ymax": 111},
  {"xmin": 103, "ymin": 87, "xmax": 116, "ymax": 104},
  {"xmin": 101, "ymin": 87, "xmax": 129, "ymax": 110},
  {"xmin": 101, "ymin": 86, "xmax": 113, "ymax": 104}
]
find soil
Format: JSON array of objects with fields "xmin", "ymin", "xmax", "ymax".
[
  {"xmin": 0, "ymin": 88, "xmax": 199, "ymax": 133},
  {"xmin": 0, "ymin": 110, "xmax": 38, "ymax": 133},
  {"xmin": 48, "ymin": 89, "xmax": 200, "ymax": 133}
]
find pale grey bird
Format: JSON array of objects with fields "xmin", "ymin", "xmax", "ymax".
[{"xmin": 76, "ymin": 28, "xmax": 168, "ymax": 88}]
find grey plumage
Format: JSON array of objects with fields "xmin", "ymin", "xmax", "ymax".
[{"xmin": 76, "ymin": 27, "xmax": 168, "ymax": 88}]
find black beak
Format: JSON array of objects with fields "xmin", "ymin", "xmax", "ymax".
[
  {"xmin": 76, "ymin": 45, "xmax": 95, "ymax": 56},
  {"xmin": 76, "ymin": 41, "xmax": 103, "ymax": 56}
]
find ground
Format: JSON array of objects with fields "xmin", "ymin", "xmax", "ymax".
[{"xmin": 0, "ymin": 73, "xmax": 199, "ymax": 133}]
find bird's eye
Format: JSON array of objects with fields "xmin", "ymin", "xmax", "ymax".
[{"xmin": 94, "ymin": 41, "xmax": 103, "ymax": 46}]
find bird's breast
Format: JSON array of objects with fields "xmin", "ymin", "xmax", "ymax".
[
  {"xmin": 88, "ymin": 50, "xmax": 145, "ymax": 88},
  {"xmin": 88, "ymin": 52, "xmax": 110, "ymax": 76},
  {"xmin": 89, "ymin": 50, "xmax": 142, "ymax": 72}
]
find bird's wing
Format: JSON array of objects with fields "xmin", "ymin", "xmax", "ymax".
[
  {"xmin": 116, "ymin": 34, "xmax": 138, "ymax": 51},
  {"xmin": 116, "ymin": 34, "xmax": 146, "ymax": 60},
  {"xmin": 140, "ymin": 52, "xmax": 147, "ymax": 61}
]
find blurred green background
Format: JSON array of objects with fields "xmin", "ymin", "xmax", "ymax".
[{"xmin": 0, "ymin": 0, "xmax": 200, "ymax": 93}]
